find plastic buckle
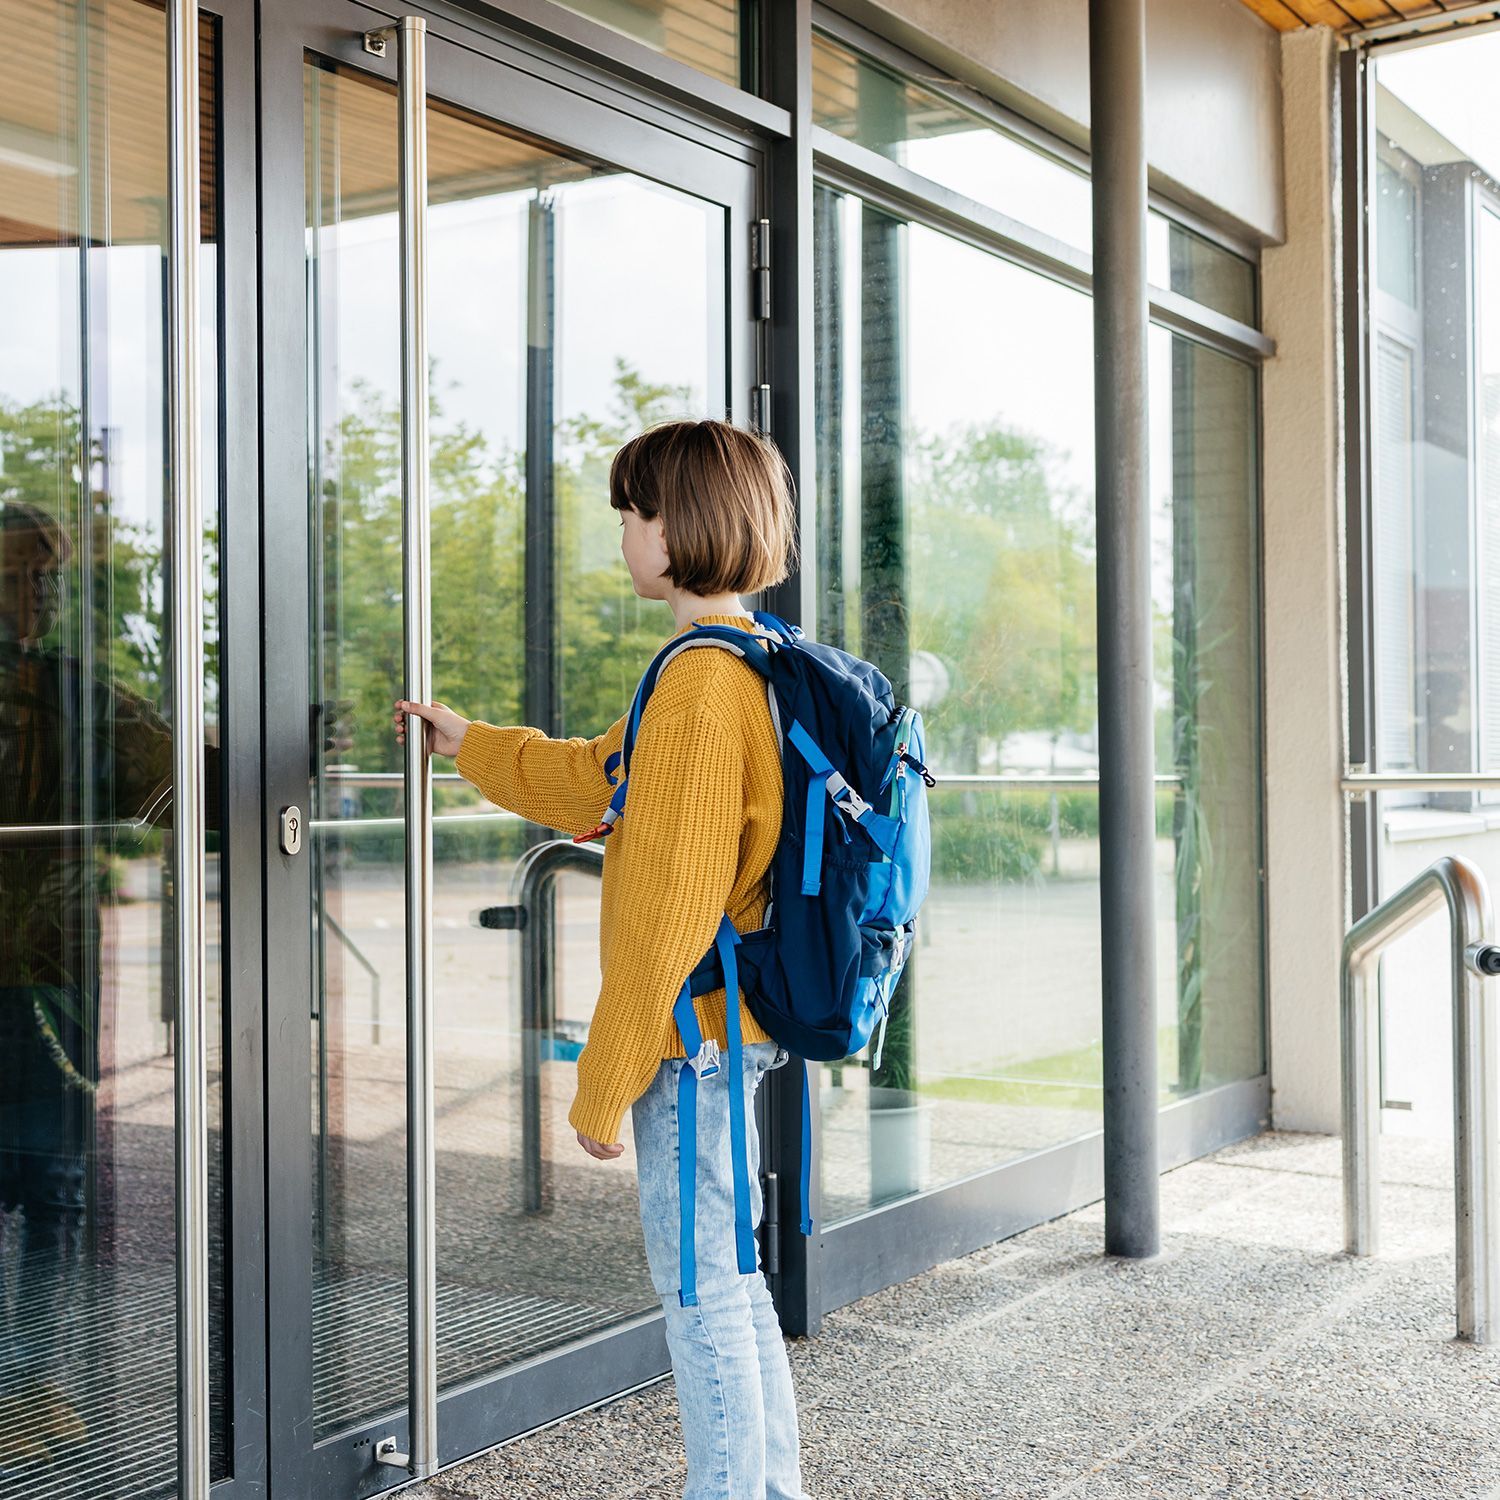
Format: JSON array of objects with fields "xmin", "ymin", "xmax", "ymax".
[
  {"xmin": 690, "ymin": 1040, "xmax": 721, "ymax": 1079},
  {"xmin": 892, "ymin": 927, "xmax": 911, "ymax": 968},
  {"xmin": 827, "ymin": 773, "xmax": 870, "ymax": 820}
]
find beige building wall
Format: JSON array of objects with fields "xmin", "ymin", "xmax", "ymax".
[
  {"xmin": 1260, "ymin": 26, "xmax": 1347, "ymax": 1134},
  {"xmin": 826, "ymin": 0, "xmax": 1284, "ymax": 244}
]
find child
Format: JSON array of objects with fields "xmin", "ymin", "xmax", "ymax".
[{"xmin": 394, "ymin": 418, "xmax": 810, "ymax": 1500}]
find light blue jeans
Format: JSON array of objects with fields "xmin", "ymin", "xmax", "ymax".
[{"xmin": 632, "ymin": 1039, "xmax": 811, "ymax": 1500}]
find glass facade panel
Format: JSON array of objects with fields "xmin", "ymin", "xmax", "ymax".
[
  {"xmin": 813, "ymin": 189, "xmax": 1104, "ymax": 1217},
  {"xmin": 0, "ymin": 2, "xmax": 226, "ymax": 1494},
  {"xmin": 1145, "ymin": 216, "xmax": 1257, "ymax": 327},
  {"xmin": 812, "ymin": 31, "xmax": 1257, "ymax": 326},
  {"xmin": 304, "ymin": 61, "xmax": 726, "ymax": 1418},
  {"xmin": 305, "ymin": 63, "xmax": 410, "ymax": 1437},
  {"xmin": 1148, "ymin": 329, "xmax": 1265, "ymax": 1095},
  {"xmin": 811, "ymin": 31, "xmax": 1092, "ymax": 253},
  {"xmin": 1365, "ymin": 35, "xmax": 1500, "ymax": 1138},
  {"xmin": 551, "ymin": 0, "xmax": 748, "ymax": 90},
  {"xmin": 813, "ymin": 187, "xmax": 1263, "ymax": 1219}
]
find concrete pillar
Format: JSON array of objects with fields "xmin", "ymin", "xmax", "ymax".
[{"xmin": 1261, "ymin": 26, "xmax": 1347, "ymax": 1134}]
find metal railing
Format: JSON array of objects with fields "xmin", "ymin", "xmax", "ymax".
[
  {"xmin": 314, "ymin": 900, "xmax": 383, "ymax": 1044},
  {"xmin": 1342, "ymin": 854, "xmax": 1500, "ymax": 1342},
  {"xmin": 1342, "ymin": 771, "xmax": 1500, "ymax": 797},
  {"xmin": 475, "ymin": 838, "xmax": 606, "ymax": 1215}
]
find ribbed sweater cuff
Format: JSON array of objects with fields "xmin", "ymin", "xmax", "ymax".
[
  {"xmin": 567, "ymin": 1083, "xmax": 631, "ymax": 1148},
  {"xmin": 453, "ymin": 720, "xmax": 507, "ymax": 792}
]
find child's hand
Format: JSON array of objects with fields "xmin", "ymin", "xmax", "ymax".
[
  {"xmin": 576, "ymin": 1130, "xmax": 624, "ymax": 1161},
  {"xmin": 393, "ymin": 699, "xmax": 469, "ymax": 758}
]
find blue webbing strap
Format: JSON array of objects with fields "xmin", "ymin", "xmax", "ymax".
[
  {"xmin": 800, "ymin": 1061, "xmax": 814, "ymax": 1235},
  {"xmin": 671, "ymin": 980, "xmax": 714, "ymax": 1307},
  {"xmin": 627, "ymin": 676, "xmax": 649, "ymax": 755},
  {"xmin": 788, "ymin": 720, "xmax": 834, "ymax": 896},
  {"xmin": 801, "ymin": 781, "xmax": 825, "ymax": 896},
  {"xmin": 750, "ymin": 608, "xmax": 800, "ymax": 640},
  {"xmin": 715, "ymin": 917, "xmax": 756, "ymax": 1276}
]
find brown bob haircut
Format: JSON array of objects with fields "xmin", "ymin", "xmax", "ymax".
[{"xmin": 608, "ymin": 419, "xmax": 796, "ymax": 597}]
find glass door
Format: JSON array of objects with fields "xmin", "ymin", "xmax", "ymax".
[
  {"xmin": 258, "ymin": 2, "xmax": 759, "ymax": 1491},
  {"xmin": 0, "ymin": 3, "xmax": 264, "ymax": 1497}
]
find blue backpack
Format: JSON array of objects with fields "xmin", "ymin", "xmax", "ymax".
[{"xmin": 589, "ymin": 610, "xmax": 933, "ymax": 1305}]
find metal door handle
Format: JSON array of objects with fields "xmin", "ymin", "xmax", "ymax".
[{"xmin": 167, "ymin": 3, "xmax": 210, "ymax": 1497}]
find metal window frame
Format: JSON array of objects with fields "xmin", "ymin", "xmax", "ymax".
[
  {"xmin": 1342, "ymin": 44, "xmax": 1380, "ymax": 925},
  {"xmin": 1473, "ymin": 189, "xmax": 1500, "ymax": 804},
  {"xmin": 212, "ymin": 5, "xmax": 271, "ymax": 1491},
  {"xmin": 1341, "ymin": 0, "xmax": 1500, "ymax": 918},
  {"xmin": 373, "ymin": 0, "xmax": 790, "ymax": 141}
]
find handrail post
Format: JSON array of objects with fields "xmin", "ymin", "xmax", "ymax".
[
  {"xmin": 1341, "ymin": 855, "xmax": 1500, "ymax": 1341},
  {"xmin": 1455, "ymin": 893, "xmax": 1500, "ymax": 1342},
  {"xmin": 1341, "ymin": 940, "xmax": 1383, "ymax": 1258}
]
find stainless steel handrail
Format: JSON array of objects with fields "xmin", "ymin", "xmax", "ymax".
[
  {"xmin": 475, "ymin": 839, "xmax": 606, "ymax": 1215},
  {"xmin": 0, "ymin": 820, "xmax": 155, "ymax": 842},
  {"xmin": 1342, "ymin": 855, "xmax": 1500, "ymax": 1342},
  {"xmin": 309, "ymin": 769, "xmax": 1194, "ymax": 793},
  {"xmin": 320, "ymin": 770, "xmax": 471, "ymax": 786},
  {"xmin": 166, "ymin": 2, "xmax": 209, "ymax": 1495},
  {"xmin": 308, "ymin": 809, "xmax": 521, "ymax": 832},
  {"xmin": 315, "ymin": 900, "xmax": 383, "ymax": 1045},
  {"xmin": 317, "ymin": 770, "xmax": 1187, "ymax": 791},
  {"xmin": 1344, "ymin": 772, "xmax": 1500, "ymax": 795},
  {"xmin": 932, "ymin": 773, "xmax": 1181, "ymax": 789}
]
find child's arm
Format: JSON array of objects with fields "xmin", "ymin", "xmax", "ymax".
[
  {"xmin": 454, "ymin": 716, "xmax": 627, "ymax": 837},
  {"xmin": 566, "ymin": 682, "xmax": 745, "ymax": 1147}
]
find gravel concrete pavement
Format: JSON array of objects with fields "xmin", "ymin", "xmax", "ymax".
[{"xmin": 407, "ymin": 1129, "xmax": 1500, "ymax": 1500}]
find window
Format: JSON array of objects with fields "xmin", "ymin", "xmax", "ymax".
[
  {"xmin": 813, "ymin": 184, "xmax": 1264, "ymax": 1221},
  {"xmin": 551, "ymin": 0, "xmax": 751, "ymax": 90},
  {"xmin": 811, "ymin": 30, "xmax": 1256, "ymax": 326},
  {"xmin": 1364, "ymin": 33, "xmax": 1500, "ymax": 1130},
  {"xmin": 811, "ymin": 30, "xmax": 1093, "ymax": 252}
]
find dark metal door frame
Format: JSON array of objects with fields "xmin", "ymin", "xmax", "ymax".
[
  {"xmin": 257, "ymin": 2, "xmax": 761, "ymax": 1492},
  {"xmin": 200, "ymin": 1, "xmax": 269, "ymax": 1493}
]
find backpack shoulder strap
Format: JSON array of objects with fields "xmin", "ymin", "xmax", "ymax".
[
  {"xmin": 577, "ymin": 627, "xmax": 779, "ymax": 845},
  {"xmin": 623, "ymin": 626, "xmax": 776, "ymax": 768}
]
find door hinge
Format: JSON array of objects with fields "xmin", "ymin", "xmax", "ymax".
[
  {"xmin": 751, "ymin": 217, "xmax": 771, "ymax": 321},
  {"xmin": 750, "ymin": 382, "xmax": 772, "ymax": 435},
  {"xmin": 763, "ymin": 1171, "xmax": 780, "ymax": 1275}
]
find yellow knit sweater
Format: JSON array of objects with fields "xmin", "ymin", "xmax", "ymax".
[{"xmin": 453, "ymin": 614, "xmax": 781, "ymax": 1145}]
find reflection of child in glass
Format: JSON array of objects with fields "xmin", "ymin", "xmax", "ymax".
[
  {"xmin": 0, "ymin": 500, "xmax": 219, "ymax": 1464},
  {"xmin": 395, "ymin": 420, "xmax": 811, "ymax": 1499}
]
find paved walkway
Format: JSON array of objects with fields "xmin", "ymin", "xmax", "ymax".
[{"xmin": 411, "ymin": 1130, "xmax": 1500, "ymax": 1499}]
